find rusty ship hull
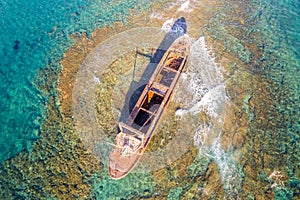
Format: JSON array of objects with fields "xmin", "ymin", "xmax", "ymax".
[{"xmin": 108, "ymin": 35, "xmax": 190, "ymax": 179}]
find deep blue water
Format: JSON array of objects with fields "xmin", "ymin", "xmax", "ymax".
[{"xmin": 0, "ymin": 0, "xmax": 152, "ymax": 162}]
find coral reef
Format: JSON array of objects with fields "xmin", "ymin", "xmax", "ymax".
[
  {"xmin": 1, "ymin": 0, "xmax": 298, "ymax": 199},
  {"xmin": 0, "ymin": 62, "xmax": 100, "ymax": 199}
]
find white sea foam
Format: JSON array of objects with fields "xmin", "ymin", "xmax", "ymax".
[
  {"xmin": 206, "ymin": 137, "xmax": 242, "ymax": 196},
  {"xmin": 175, "ymin": 36, "xmax": 241, "ymax": 196},
  {"xmin": 193, "ymin": 123, "xmax": 211, "ymax": 152},
  {"xmin": 176, "ymin": 83, "xmax": 226, "ymax": 119},
  {"xmin": 150, "ymin": 12, "xmax": 164, "ymax": 20},
  {"xmin": 175, "ymin": 36, "xmax": 225, "ymax": 117},
  {"xmin": 178, "ymin": 1, "xmax": 190, "ymax": 11},
  {"xmin": 93, "ymin": 74, "xmax": 100, "ymax": 84},
  {"xmin": 161, "ymin": 18, "xmax": 175, "ymax": 33},
  {"xmin": 151, "ymin": 0, "xmax": 194, "ymax": 23},
  {"xmin": 177, "ymin": 0, "xmax": 194, "ymax": 12}
]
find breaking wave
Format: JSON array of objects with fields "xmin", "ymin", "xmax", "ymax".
[{"xmin": 175, "ymin": 36, "xmax": 242, "ymax": 196}]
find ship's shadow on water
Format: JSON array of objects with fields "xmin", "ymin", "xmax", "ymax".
[{"xmin": 119, "ymin": 17, "xmax": 187, "ymax": 124}]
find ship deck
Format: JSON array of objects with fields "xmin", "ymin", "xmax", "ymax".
[{"xmin": 108, "ymin": 36, "xmax": 189, "ymax": 179}]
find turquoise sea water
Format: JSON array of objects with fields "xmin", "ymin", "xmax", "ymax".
[
  {"xmin": 0, "ymin": 0, "xmax": 299, "ymax": 199},
  {"xmin": 0, "ymin": 0, "xmax": 152, "ymax": 162},
  {"xmin": 250, "ymin": 0, "xmax": 300, "ymax": 198}
]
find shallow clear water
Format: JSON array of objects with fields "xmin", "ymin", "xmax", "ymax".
[
  {"xmin": 0, "ymin": 0, "xmax": 151, "ymax": 162},
  {"xmin": 0, "ymin": 0, "xmax": 299, "ymax": 199}
]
